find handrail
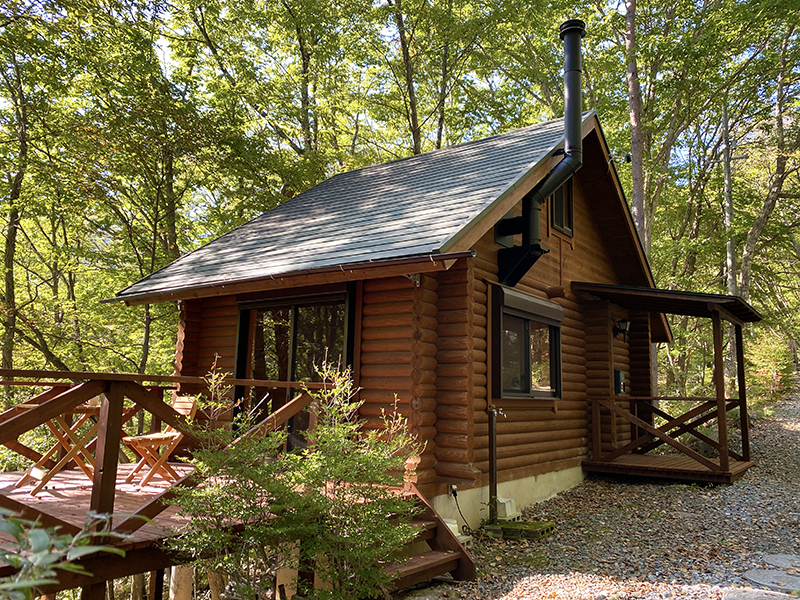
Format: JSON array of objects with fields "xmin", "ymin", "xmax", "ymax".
[{"xmin": 0, "ymin": 368, "xmax": 327, "ymax": 390}]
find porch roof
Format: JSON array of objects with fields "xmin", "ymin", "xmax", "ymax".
[{"xmin": 571, "ymin": 282, "xmax": 762, "ymax": 332}]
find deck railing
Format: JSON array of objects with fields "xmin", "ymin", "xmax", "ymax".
[
  {"xmin": 588, "ymin": 393, "xmax": 751, "ymax": 474},
  {"xmin": 0, "ymin": 369, "xmax": 321, "ymax": 534}
]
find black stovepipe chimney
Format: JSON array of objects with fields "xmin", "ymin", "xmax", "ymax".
[{"xmin": 497, "ymin": 19, "xmax": 586, "ymax": 287}]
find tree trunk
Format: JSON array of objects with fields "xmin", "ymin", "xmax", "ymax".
[
  {"xmin": 391, "ymin": 0, "xmax": 421, "ymax": 155},
  {"xmin": 624, "ymin": 0, "xmax": 647, "ymax": 255}
]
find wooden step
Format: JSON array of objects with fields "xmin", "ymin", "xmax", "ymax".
[
  {"xmin": 385, "ymin": 549, "xmax": 461, "ymax": 590},
  {"xmin": 412, "ymin": 518, "xmax": 438, "ymax": 543}
]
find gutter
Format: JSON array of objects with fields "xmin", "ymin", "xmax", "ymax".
[{"xmin": 103, "ymin": 250, "xmax": 476, "ymax": 305}]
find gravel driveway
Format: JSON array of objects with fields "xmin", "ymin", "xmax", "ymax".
[{"xmin": 448, "ymin": 396, "xmax": 800, "ymax": 599}]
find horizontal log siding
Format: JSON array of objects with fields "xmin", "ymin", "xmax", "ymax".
[
  {"xmin": 612, "ymin": 322, "xmax": 631, "ymax": 446},
  {"xmin": 360, "ymin": 276, "xmax": 439, "ymax": 488},
  {"xmin": 628, "ymin": 312, "xmax": 653, "ymax": 397},
  {"xmin": 473, "ymin": 219, "xmax": 591, "ymax": 485},
  {"xmin": 434, "ymin": 261, "xmax": 479, "ymax": 484}
]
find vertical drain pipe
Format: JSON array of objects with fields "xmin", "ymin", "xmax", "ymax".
[{"xmin": 496, "ymin": 19, "xmax": 586, "ymax": 287}]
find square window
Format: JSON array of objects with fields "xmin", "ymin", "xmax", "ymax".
[{"xmin": 492, "ymin": 286, "xmax": 564, "ymax": 401}]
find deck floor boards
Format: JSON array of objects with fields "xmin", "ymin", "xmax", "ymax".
[
  {"xmin": 0, "ymin": 463, "xmax": 193, "ymax": 547},
  {"xmin": 583, "ymin": 453, "xmax": 754, "ymax": 483}
]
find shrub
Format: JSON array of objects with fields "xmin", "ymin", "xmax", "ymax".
[{"xmin": 169, "ymin": 364, "xmax": 421, "ymax": 600}]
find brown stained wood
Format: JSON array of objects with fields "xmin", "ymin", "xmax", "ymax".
[
  {"xmin": 361, "ymin": 338, "xmax": 414, "ymax": 353},
  {"xmin": 711, "ymin": 309, "xmax": 730, "ymax": 471},
  {"xmin": 121, "ymin": 382, "xmax": 203, "ymax": 448},
  {"xmin": 361, "ymin": 352, "xmax": 413, "ymax": 366},
  {"xmin": 90, "ymin": 382, "xmax": 124, "ymax": 518},
  {"xmin": 583, "ymin": 454, "xmax": 754, "ymax": 484},
  {"xmin": 0, "ymin": 386, "xmax": 63, "ymax": 425},
  {"xmin": 735, "ymin": 324, "xmax": 751, "ymax": 461},
  {"xmin": 360, "ymin": 389, "xmax": 413, "ymax": 403},
  {"xmin": 434, "ymin": 461, "xmax": 480, "ymax": 480},
  {"xmin": 363, "ymin": 290, "xmax": 416, "ymax": 305},
  {"xmin": 360, "ymin": 403, "xmax": 412, "ymax": 417},
  {"xmin": 435, "ymin": 419, "xmax": 470, "ymax": 435},
  {"xmin": 593, "ymin": 397, "xmax": 722, "ymax": 472},
  {"xmin": 114, "ymin": 473, "xmax": 199, "ymax": 534},
  {"xmin": 477, "ymin": 437, "xmax": 587, "ymax": 462},
  {"xmin": 435, "ymin": 433, "xmax": 469, "ymax": 449},
  {"xmin": 475, "ymin": 447, "xmax": 586, "ymax": 473},
  {"xmin": 435, "ymin": 405, "xmax": 470, "ymax": 420},
  {"xmin": 433, "ymin": 446, "xmax": 472, "ymax": 464},
  {"xmin": 0, "ymin": 494, "xmax": 81, "ymax": 534},
  {"xmin": 0, "ymin": 381, "xmax": 107, "ymax": 445},
  {"xmin": 363, "ymin": 276, "xmax": 415, "ymax": 292}
]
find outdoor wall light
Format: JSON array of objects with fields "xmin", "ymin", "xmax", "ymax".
[{"xmin": 613, "ymin": 318, "xmax": 631, "ymax": 342}]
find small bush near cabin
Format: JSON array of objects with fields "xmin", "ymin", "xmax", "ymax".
[{"xmin": 169, "ymin": 364, "xmax": 422, "ymax": 600}]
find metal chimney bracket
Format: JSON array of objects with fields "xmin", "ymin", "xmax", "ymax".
[{"xmin": 494, "ymin": 211, "xmax": 518, "ymax": 249}]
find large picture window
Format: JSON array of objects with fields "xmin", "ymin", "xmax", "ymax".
[
  {"xmin": 492, "ymin": 285, "xmax": 564, "ymax": 403},
  {"xmin": 235, "ymin": 290, "xmax": 352, "ymax": 445}
]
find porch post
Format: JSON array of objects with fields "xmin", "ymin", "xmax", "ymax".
[
  {"xmin": 711, "ymin": 310, "xmax": 730, "ymax": 471},
  {"xmin": 735, "ymin": 324, "xmax": 751, "ymax": 461},
  {"xmin": 90, "ymin": 380, "xmax": 124, "ymax": 518}
]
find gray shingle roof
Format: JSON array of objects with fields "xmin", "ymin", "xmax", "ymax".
[{"xmin": 116, "ymin": 112, "xmax": 594, "ymax": 301}]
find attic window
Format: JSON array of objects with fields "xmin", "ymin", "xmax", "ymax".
[
  {"xmin": 551, "ymin": 179, "xmax": 573, "ymax": 237},
  {"xmin": 492, "ymin": 286, "xmax": 564, "ymax": 404}
]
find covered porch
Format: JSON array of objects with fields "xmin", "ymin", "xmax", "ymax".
[{"xmin": 573, "ymin": 283, "xmax": 761, "ymax": 484}]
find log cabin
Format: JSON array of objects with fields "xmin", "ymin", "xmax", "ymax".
[{"xmin": 110, "ymin": 19, "xmax": 759, "ymax": 532}]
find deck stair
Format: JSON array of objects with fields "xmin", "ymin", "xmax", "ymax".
[{"xmin": 384, "ymin": 486, "xmax": 476, "ymax": 591}]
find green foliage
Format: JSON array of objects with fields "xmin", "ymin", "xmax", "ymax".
[
  {"xmin": 170, "ymin": 365, "xmax": 421, "ymax": 600},
  {"xmin": 0, "ymin": 510, "xmax": 125, "ymax": 600},
  {"xmin": 747, "ymin": 329, "xmax": 796, "ymax": 412}
]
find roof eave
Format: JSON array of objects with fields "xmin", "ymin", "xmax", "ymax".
[{"xmin": 106, "ymin": 250, "xmax": 476, "ymax": 306}]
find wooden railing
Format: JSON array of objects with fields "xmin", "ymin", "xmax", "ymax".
[
  {"xmin": 589, "ymin": 393, "xmax": 751, "ymax": 474},
  {"xmin": 0, "ymin": 369, "xmax": 321, "ymax": 534}
]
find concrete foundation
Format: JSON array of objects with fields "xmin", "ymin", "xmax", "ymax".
[{"xmin": 431, "ymin": 465, "xmax": 584, "ymax": 530}]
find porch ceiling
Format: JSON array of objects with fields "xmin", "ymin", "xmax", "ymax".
[{"xmin": 571, "ymin": 282, "xmax": 763, "ymax": 330}]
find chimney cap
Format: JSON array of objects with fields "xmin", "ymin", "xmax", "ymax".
[{"xmin": 559, "ymin": 19, "xmax": 586, "ymax": 39}]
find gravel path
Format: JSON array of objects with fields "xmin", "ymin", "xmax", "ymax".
[{"xmin": 449, "ymin": 397, "xmax": 800, "ymax": 599}]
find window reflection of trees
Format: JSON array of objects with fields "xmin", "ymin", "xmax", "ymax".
[{"xmin": 249, "ymin": 299, "xmax": 346, "ymax": 447}]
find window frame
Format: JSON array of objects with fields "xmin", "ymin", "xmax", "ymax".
[
  {"xmin": 491, "ymin": 285, "xmax": 564, "ymax": 410},
  {"xmin": 551, "ymin": 179, "xmax": 574, "ymax": 237},
  {"xmin": 233, "ymin": 284, "xmax": 355, "ymax": 411}
]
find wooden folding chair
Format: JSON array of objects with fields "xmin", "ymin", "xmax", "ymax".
[{"xmin": 123, "ymin": 395, "xmax": 197, "ymax": 487}]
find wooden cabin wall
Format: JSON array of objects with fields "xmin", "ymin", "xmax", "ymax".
[
  {"xmin": 359, "ymin": 276, "xmax": 440, "ymax": 490},
  {"xmin": 433, "ymin": 261, "xmax": 480, "ymax": 486},
  {"xmin": 174, "ymin": 297, "xmax": 237, "ymax": 388},
  {"xmin": 611, "ymin": 311, "xmax": 632, "ymax": 448},
  {"xmin": 585, "ymin": 301, "xmax": 615, "ymax": 454},
  {"xmin": 629, "ymin": 312, "xmax": 653, "ymax": 397},
  {"xmin": 465, "ymin": 172, "xmax": 630, "ymax": 485}
]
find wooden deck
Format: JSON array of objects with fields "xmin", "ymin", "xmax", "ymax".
[
  {"xmin": 0, "ymin": 463, "xmax": 194, "ymax": 591},
  {"xmin": 583, "ymin": 453, "xmax": 755, "ymax": 484}
]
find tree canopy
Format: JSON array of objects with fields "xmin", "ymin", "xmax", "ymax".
[{"xmin": 1, "ymin": 0, "xmax": 798, "ymax": 400}]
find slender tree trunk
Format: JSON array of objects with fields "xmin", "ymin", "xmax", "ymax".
[
  {"xmin": 390, "ymin": 0, "xmax": 421, "ymax": 154},
  {"xmin": 624, "ymin": 0, "xmax": 647, "ymax": 254},
  {"xmin": 721, "ymin": 101, "xmax": 739, "ymax": 394},
  {"xmin": 738, "ymin": 32, "xmax": 798, "ymax": 302},
  {"xmin": 2, "ymin": 58, "xmax": 28, "ymax": 403}
]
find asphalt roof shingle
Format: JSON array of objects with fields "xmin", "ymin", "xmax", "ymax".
[{"xmin": 116, "ymin": 113, "xmax": 590, "ymax": 301}]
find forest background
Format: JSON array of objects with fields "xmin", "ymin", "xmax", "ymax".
[{"xmin": 1, "ymin": 0, "xmax": 798, "ymax": 406}]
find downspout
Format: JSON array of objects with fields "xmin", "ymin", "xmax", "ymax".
[{"xmin": 496, "ymin": 19, "xmax": 586, "ymax": 287}]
